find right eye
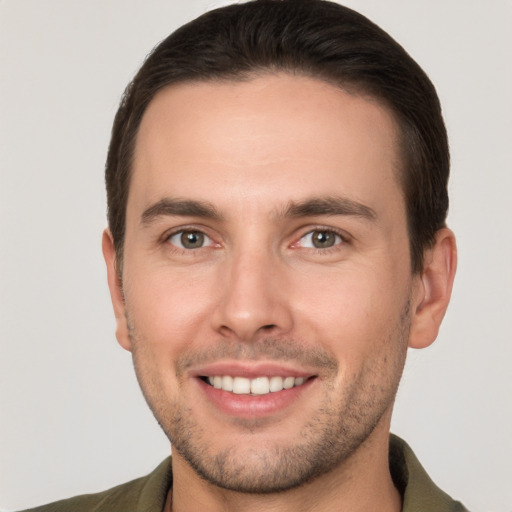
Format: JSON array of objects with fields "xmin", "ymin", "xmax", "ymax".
[{"xmin": 167, "ymin": 230, "xmax": 213, "ymax": 249}]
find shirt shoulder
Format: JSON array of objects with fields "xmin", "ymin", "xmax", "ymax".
[
  {"xmin": 17, "ymin": 457, "xmax": 172, "ymax": 512},
  {"xmin": 390, "ymin": 435, "xmax": 469, "ymax": 512}
]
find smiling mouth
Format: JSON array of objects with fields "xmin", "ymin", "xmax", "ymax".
[{"xmin": 201, "ymin": 375, "xmax": 312, "ymax": 395}]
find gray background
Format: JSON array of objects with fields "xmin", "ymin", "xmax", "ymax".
[{"xmin": 1, "ymin": 1, "xmax": 511, "ymax": 510}]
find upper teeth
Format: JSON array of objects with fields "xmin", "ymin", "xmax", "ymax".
[{"xmin": 207, "ymin": 376, "xmax": 306, "ymax": 395}]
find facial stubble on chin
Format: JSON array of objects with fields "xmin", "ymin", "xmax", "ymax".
[{"xmin": 127, "ymin": 300, "xmax": 411, "ymax": 495}]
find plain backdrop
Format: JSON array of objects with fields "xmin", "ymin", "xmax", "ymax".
[{"xmin": 1, "ymin": 1, "xmax": 511, "ymax": 511}]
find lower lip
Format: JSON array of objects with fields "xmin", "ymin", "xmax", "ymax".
[{"xmin": 197, "ymin": 378, "xmax": 315, "ymax": 419}]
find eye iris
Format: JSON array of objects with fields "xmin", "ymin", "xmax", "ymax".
[
  {"xmin": 312, "ymin": 231, "xmax": 336, "ymax": 248},
  {"xmin": 181, "ymin": 231, "xmax": 204, "ymax": 249}
]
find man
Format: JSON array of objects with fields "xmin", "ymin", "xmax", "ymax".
[{"xmin": 21, "ymin": 0, "xmax": 464, "ymax": 510}]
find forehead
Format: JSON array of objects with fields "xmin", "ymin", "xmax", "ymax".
[{"xmin": 129, "ymin": 73, "xmax": 403, "ymax": 222}]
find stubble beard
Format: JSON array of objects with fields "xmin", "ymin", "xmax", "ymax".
[{"xmin": 128, "ymin": 301, "xmax": 410, "ymax": 495}]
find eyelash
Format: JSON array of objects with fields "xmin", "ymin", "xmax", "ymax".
[
  {"xmin": 293, "ymin": 227, "xmax": 349, "ymax": 253},
  {"xmin": 163, "ymin": 227, "xmax": 218, "ymax": 253},
  {"xmin": 162, "ymin": 226, "xmax": 349, "ymax": 254}
]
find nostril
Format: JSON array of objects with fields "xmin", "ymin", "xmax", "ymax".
[{"xmin": 261, "ymin": 324, "xmax": 276, "ymax": 331}]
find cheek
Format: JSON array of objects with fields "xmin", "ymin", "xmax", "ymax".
[
  {"xmin": 291, "ymin": 262, "xmax": 409, "ymax": 355},
  {"xmin": 123, "ymin": 263, "xmax": 218, "ymax": 354}
]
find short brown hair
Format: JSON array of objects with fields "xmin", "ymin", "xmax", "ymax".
[{"xmin": 106, "ymin": 0, "xmax": 449, "ymax": 273}]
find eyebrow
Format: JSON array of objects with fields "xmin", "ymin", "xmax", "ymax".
[
  {"xmin": 282, "ymin": 196, "xmax": 377, "ymax": 221},
  {"xmin": 140, "ymin": 195, "xmax": 377, "ymax": 225},
  {"xmin": 141, "ymin": 198, "xmax": 222, "ymax": 225}
]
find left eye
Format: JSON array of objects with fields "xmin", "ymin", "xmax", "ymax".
[
  {"xmin": 168, "ymin": 230, "xmax": 213, "ymax": 249},
  {"xmin": 298, "ymin": 230, "xmax": 343, "ymax": 249}
]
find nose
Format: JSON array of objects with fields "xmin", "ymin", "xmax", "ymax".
[{"xmin": 211, "ymin": 248, "xmax": 294, "ymax": 342}]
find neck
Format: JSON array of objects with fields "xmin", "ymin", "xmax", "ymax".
[{"xmin": 167, "ymin": 422, "xmax": 401, "ymax": 512}]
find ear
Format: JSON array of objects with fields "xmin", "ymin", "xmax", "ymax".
[
  {"xmin": 102, "ymin": 229, "xmax": 132, "ymax": 352},
  {"xmin": 408, "ymin": 228, "xmax": 457, "ymax": 349}
]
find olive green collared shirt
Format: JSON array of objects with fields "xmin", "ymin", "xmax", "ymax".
[{"xmin": 19, "ymin": 435, "xmax": 467, "ymax": 512}]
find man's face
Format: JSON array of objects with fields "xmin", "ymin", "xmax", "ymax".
[{"xmin": 111, "ymin": 74, "xmax": 422, "ymax": 492}]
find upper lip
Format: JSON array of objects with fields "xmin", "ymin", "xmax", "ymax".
[{"xmin": 190, "ymin": 361, "xmax": 316, "ymax": 379}]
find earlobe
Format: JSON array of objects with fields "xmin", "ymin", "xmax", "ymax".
[
  {"xmin": 408, "ymin": 228, "xmax": 457, "ymax": 349},
  {"xmin": 102, "ymin": 229, "xmax": 132, "ymax": 352}
]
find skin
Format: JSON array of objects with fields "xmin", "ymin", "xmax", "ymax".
[{"xmin": 103, "ymin": 73, "xmax": 456, "ymax": 512}]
